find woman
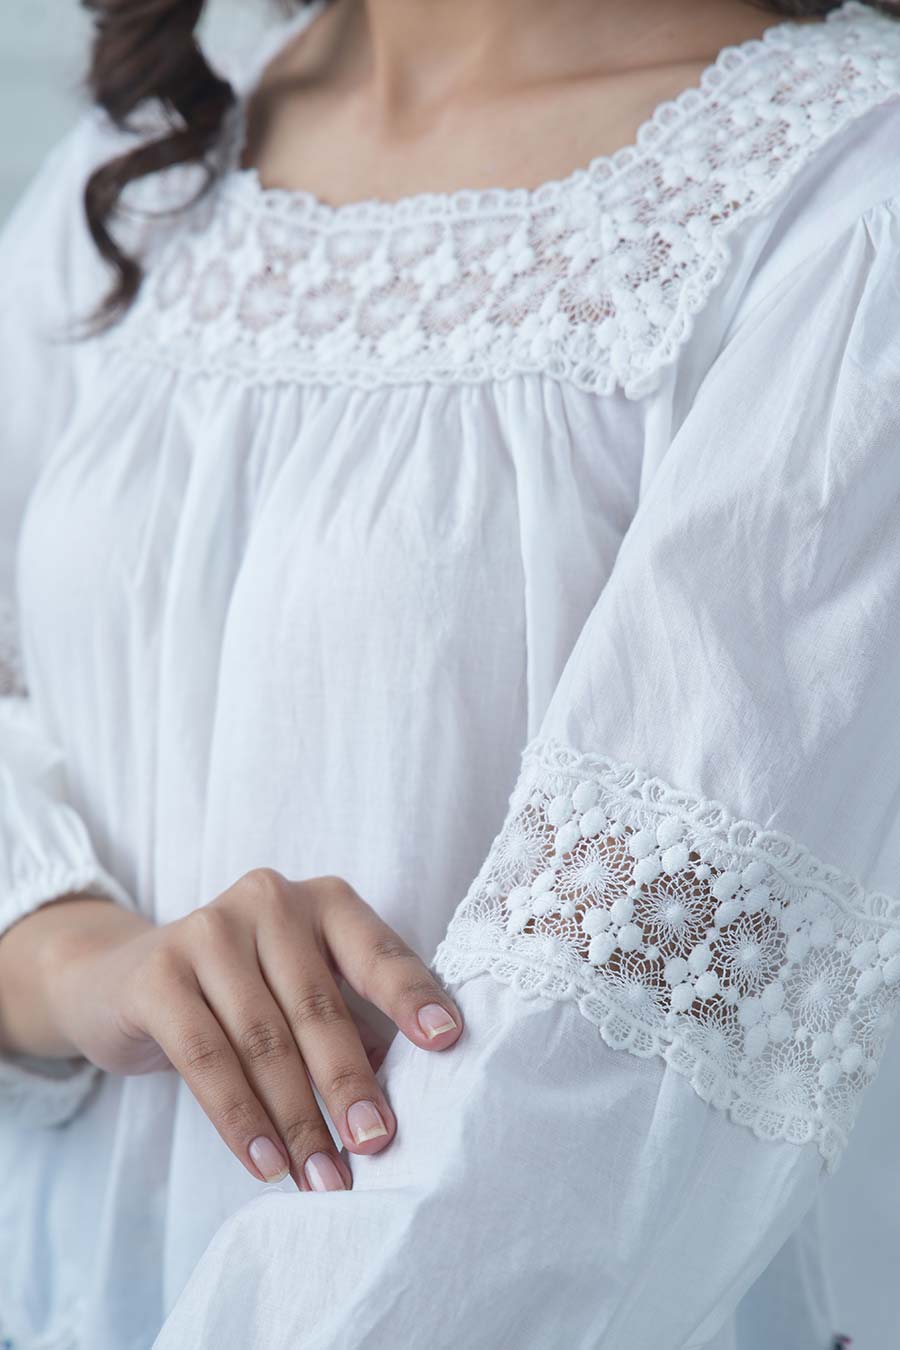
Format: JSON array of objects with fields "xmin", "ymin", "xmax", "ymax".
[{"xmin": 2, "ymin": 0, "xmax": 900, "ymax": 1344}]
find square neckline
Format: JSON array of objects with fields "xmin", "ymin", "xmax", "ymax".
[{"xmin": 222, "ymin": 0, "xmax": 864, "ymax": 226}]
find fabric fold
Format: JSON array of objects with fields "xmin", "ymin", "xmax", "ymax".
[{"xmin": 0, "ymin": 695, "xmax": 135, "ymax": 1126}]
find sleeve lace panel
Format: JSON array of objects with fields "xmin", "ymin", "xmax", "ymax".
[{"xmin": 434, "ymin": 738, "xmax": 900, "ymax": 1170}]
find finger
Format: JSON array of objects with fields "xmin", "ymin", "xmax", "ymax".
[
  {"xmin": 319, "ymin": 880, "xmax": 463, "ymax": 1052},
  {"xmin": 366, "ymin": 1043, "xmax": 388, "ymax": 1073},
  {"xmin": 354, "ymin": 1011, "xmax": 392, "ymax": 1073},
  {"xmin": 147, "ymin": 968, "xmax": 294, "ymax": 1187},
  {"xmin": 195, "ymin": 946, "xmax": 353, "ymax": 1191},
  {"xmin": 259, "ymin": 929, "xmax": 397, "ymax": 1157},
  {"xmin": 340, "ymin": 982, "xmax": 395, "ymax": 1072}
]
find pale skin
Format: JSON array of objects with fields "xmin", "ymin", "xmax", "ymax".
[{"xmin": 0, "ymin": 0, "xmax": 825, "ymax": 1194}]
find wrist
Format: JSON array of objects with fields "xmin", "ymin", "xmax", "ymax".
[{"xmin": 0, "ymin": 895, "xmax": 150, "ymax": 1058}]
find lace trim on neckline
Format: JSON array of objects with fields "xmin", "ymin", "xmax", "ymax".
[
  {"xmin": 109, "ymin": 2, "xmax": 900, "ymax": 397},
  {"xmin": 433, "ymin": 738, "xmax": 900, "ymax": 1169},
  {"xmin": 223, "ymin": 0, "xmax": 868, "ymax": 228}
]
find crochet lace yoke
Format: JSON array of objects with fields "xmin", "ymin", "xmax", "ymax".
[{"xmin": 107, "ymin": 0, "xmax": 900, "ymax": 400}]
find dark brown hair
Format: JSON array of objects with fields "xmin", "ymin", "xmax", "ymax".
[
  {"xmin": 82, "ymin": 0, "xmax": 892, "ymax": 326},
  {"xmin": 82, "ymin": 0, "xmax": 307, "ymax": 327}
]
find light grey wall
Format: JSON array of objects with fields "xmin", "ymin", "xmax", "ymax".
[
  {"xmin": 0, "ymin": 0, "xmax": 275, "ymax": 223},
  {"xmin": 0, "ymin": 3, "xmax": 90, "ymax": 221}
]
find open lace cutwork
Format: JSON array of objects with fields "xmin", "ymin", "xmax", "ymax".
[
  {"xmin": 433, "ymin": 739, "xmax": 900, "ymax": 1169},
  {"xmin": 108, "ymin": 1, "xmax": 900, "ymax": 398}
]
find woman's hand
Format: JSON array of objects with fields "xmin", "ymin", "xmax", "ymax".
[{"xmin": 0, "ymin": 870, "xmax": 462, "ymax": 1191}]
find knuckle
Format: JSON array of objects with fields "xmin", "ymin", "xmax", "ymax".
[
  {"xmin": 401, "ymin": 976, "xmax": 446, "ymax": 1003},
  {"xmin": 290, "ymin": 987, "xmax": 347, "ymax": 1029},
  {"xmin": 369, "ymin": 934, "xmax": 417, "ymax": 966},
  {"xmin": 180, "ymin": 1031, "xmax": 226, "ymax": 1076},
  {"xmin": 238, "ymin": 1019, "xmax": 293, "ymax": 1066},
  {"xmin": 281, "ymin": 1113, "xmax": 331, "ymax": 1159},
  {"xmin": 326, "ymin": 1062, "xmax": 372, "ymax": 1102},
  {"xmin": 238, "ymin": 867, "xmax": 288, "ymax": 907},
  {"xmin": 316, "ymin": 874, "xmax": 356, "ymax": 903},
  {"xmin": 218, "ymin": 1096, "xmax": 262, "ymax": 1139},
  {"xmin": 182, "ymin": 903, "xmax": 235, "ymax": 949},
  {"xmin": 133, "ymin": 943, "xmax": 186, "ymax": 1005}
]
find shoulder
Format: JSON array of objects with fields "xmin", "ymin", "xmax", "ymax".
[
  {"xmin": 719, "ymin": 87, "xmax": 900, "ymax": 379},
  {"xmin": 0, "ymin": 109, "xmax": 124, "ymax": 332},
  {"xmin": 206, "ymin": 0, "xmax": 330, "ymax": 98},
  {"xmin": 3, "ymin": 104, "xmax": 162, "ymax": 274},
  {"xmin": 613, "ymin": 4, "xmax": 900, "ymax": 398},
  {"xmin": 1, "ymin": 97, "xmax": 229, "ymax": 337}
]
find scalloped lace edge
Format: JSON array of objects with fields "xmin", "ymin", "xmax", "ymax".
[
  {"xmin": 223, "ymin": 0, "xmax": 877, "ymax": 227},
  {"xmin": 434, "ymin": 936, "xmax": 844, "ymax": 1165},
  {"xmin": 432, "ymin": 736, "xmax": 900, "ymax": 1172},
  {"xmin": 519, "ymin": 740, "xmax": 900, "ymax": 928}
]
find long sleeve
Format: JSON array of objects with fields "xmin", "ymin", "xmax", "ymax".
[
  {"xmin": 157, "ymin": 192, "xmax": 900, "ymax": 1348},
  {"xmin": 0, "ymin": 115, "xmax": 135, "ymax": 1125}
]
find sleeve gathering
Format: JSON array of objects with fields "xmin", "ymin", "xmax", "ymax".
[{"xmin": 0, "ymin": 112, "xmax": 137, "ymax": 1127}]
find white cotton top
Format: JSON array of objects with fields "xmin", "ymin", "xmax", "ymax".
[{"xmin": 4, "ymin": 2, "xmax": 900, "ymax": 1346}]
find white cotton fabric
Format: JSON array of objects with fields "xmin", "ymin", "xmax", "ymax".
[
  {"xmin": 2, "ymin": 2, "xmax": 900, "ymax": 1346},
  {"xmin": 155, "ymin": 976, "xmax": 823, "ymax": 1350}
]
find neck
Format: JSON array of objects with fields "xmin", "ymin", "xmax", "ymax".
[{"xmin": 327, "ymin": 0, "xmax": 799, "ymax": 111}]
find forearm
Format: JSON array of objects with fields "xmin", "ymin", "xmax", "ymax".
[{"xmin": 0, "ymin": 895, "xmax": 150, "ymax": 1057}]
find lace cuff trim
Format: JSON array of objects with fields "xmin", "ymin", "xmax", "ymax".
[
  {"xmin": 108, "ymin": 2, "xmax": 900, "ymax": 398},
  {"xmin": 433, "ymin": 739, "xmax": 900, "ymax": 1169}
]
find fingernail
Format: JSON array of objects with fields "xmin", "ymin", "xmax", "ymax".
[
  {"xmin": 417, "ymin": 1003, "xmax": 458, "ymax": 1040},
  {"xmin": 249, "ymin": 1136, "xmax": 290, "ymax": 1183},
  {"xmin": 347, "ymin": 1099, "xmax": 389, "ymax": 1144},
  {"xmin": 304, "ymin": 1151, "xmax": 347, "ymax": 1192}
]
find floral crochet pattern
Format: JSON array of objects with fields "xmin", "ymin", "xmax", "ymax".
[
  {"xmin": 108, "ymin": 2, "xmax": 900, "ymax": 398},
  {"xmin": 433, "ymin": 739, "xmax": 900, "ymax": 1168}
]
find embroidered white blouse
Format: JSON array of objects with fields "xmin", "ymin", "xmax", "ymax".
[{"xmin": 4, "ymin": 3, "xmax": 900, "ymax": 1347}]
